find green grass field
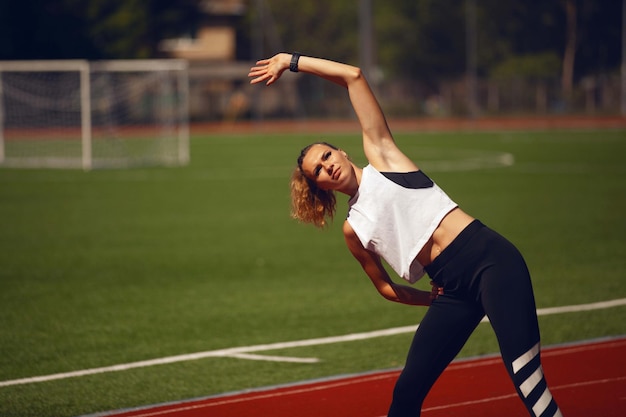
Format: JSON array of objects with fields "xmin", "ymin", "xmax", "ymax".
[{"xmin": 0, "ymin": 127, "xmax": 625, "ymax": 416}]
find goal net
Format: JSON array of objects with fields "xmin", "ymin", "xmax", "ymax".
[{"xmin": 0, "ymin": 60, "xmax": 189, "ymax": 170}]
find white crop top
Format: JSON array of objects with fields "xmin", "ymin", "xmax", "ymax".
[{"xmin": 346, "ymin": 165, "xmax": 458, "ymax": 283}]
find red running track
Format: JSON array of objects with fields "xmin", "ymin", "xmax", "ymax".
[{"xmin": 104, "ymin": 337, "xmax": 626, "ymax": 417}]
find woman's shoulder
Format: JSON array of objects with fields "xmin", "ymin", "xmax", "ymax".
[
  {"xmin": 342, "ymin": 220, "xmax": 366, "ymax": 253},
  {"xmin": 342, "ymin": 220, "xmax": 359, "ymax": 244}
]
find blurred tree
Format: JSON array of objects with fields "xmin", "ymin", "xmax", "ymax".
[
  {"xmin": 255, "ymin": 0, "xmax": 359, "ymax": 64},
  {"xmin": 0, "ymin": 0, "xmax": 98, "ymax": 59},
  {"xmin": 375, "ymin": 0, "xmax": 467, "ymax": 81},
  {"xmin": 562, "ymin": 0, "xmax": 577, "ymax": 100},
  {"xmin": 490, "ymin": 52, "xmax": 562, "ymax": 80},
  {"xmin": 0, "ymin": 0, "xmax": 202, "ymax": 59},
  {"xmin": 83, "ymin": 0, "xmax": 202, "ymax": 59},
  {"xmin": 475, "ymin": 0, "xmax": 622, "ymax": 84},
  {"xmin": 575, "ymin": 0, "xmax": 622, "ymax": 74},
  {"xmin": 473, "ymin": 0, "xmax": 563, "ymax": 73}
]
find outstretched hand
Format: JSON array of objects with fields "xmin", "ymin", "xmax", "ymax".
[{"xmin": 248, "ymin": 53, "xmax": 289, "ymax": 86}]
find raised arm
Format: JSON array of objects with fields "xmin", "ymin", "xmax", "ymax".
[{"xmin": 249, "ymin": 53, "xmax": 417, "ymax": 172}]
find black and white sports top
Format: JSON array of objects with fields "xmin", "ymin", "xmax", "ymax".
[{"xmin": 346, "ymin": 165, "xmax": 457, "ymax": 283}]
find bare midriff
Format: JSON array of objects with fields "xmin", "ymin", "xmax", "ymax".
[{"xmin": 416, "ymin": 207, "xmax": 475, "ymax": 267}]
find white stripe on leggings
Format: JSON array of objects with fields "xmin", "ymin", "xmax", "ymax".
[
  {"xmin": 512, "ymin": 342, "xmax": 540, "ymax": 374},
  {"xmin": 520, "ymin": 365, "xmax": 544, "ymax": 397},
  {"xmin": 532, "ymin": 388, "xmax": 553, "ymax": 417},
  {"xmin": 511, "ymin": 342, "xmax": 564, "ymax": 417}
]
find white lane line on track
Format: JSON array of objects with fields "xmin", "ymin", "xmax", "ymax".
[
  {"xmin": 419, "ymin": 375, "xmax": 626, "ymax": 414},
  {"xmin": 94, "ymin": 373, "xmax": 400, "ymax": 417},
  {"xmin": 1, "ymin": 298, "xmax": 625, "ymax": 388}
]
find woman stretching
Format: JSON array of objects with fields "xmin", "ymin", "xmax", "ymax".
[{"xmin": 249, "ymin": 53, "xmax": 563, "ymax": 417}]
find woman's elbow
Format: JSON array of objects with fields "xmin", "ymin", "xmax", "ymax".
[
  {"xmin": 377, "ymin": 284, "xmax": 400, "ymax": 303},
  {"xmin": 346, "ymin": 66, "xmax": 365, "ymax": 84}
]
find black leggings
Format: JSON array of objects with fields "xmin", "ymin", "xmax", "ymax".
[{"xmin": 388, "ymin": 220, "xmax": 562, "ymax": 417}]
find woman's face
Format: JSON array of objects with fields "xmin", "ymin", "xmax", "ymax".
[{"xmin": 300, "ymin": 143, "xmax": 352, "ymax": 191}]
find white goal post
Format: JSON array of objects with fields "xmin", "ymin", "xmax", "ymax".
[{"xmin": 0, "ymin": 59, "xmax": 189, "ymax": 170}]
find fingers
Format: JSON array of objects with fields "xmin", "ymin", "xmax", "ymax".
[
  {"xmin": 248, "ymin": 73, "xmax": 268, "ymax": 85},
  {"xmin": 248, "ymin": 55, "xmax": 285, "ymax": 86},
  {"xmin": 248, "ymin": 68, "xmax": 271, "ymax": 85},
  {"xmin": 250, "ymin": 74, "xmax": 276, "ymax": 86},
  {"xmin": 429, "ymin": 281, "xmax": 444, "ymax": 299},
  {"xmin": 248, "ymin": 63, "xmax": 277, "ymax": 85},
  {"xmin": 249, "ymin": 65, "xmax": 267, "ymax": 73},
  {"xmin": 247, "ymin": 66, "xmax": 267, "ymax": 78}
]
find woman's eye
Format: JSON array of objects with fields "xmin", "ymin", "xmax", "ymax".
[
  {"xmin": 323, "ymin": 151, "xmax": 331, "ymax": 160},
  {"xmin": 314, "ymin": 166, "xmax": 321, "ymax": 176}
]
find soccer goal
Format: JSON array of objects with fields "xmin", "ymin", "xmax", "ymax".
[{"xmin": 0, "ymin": 59, "xmax": 189, "ymax": 170}]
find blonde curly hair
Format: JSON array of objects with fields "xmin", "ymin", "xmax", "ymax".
[{"xmin": 290, "ymin": 142, "xmax": 338, "ymax": 228}]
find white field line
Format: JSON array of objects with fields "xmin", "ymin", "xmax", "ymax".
[
  {"xmin": 479, "ymin": 297, "xmax": 626, "ymax": 323},
  {"xmin": 1, "ymin": 298, "xmax": 625, "ymax": 388},
  {"xmin": 226, "ymin": 353, "xmax": 320, "ymax": 363}
]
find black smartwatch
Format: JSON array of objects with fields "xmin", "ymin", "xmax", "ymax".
[{"xmin": 290, "ymin": 53, "xmax": 301, "ymax": 72}]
